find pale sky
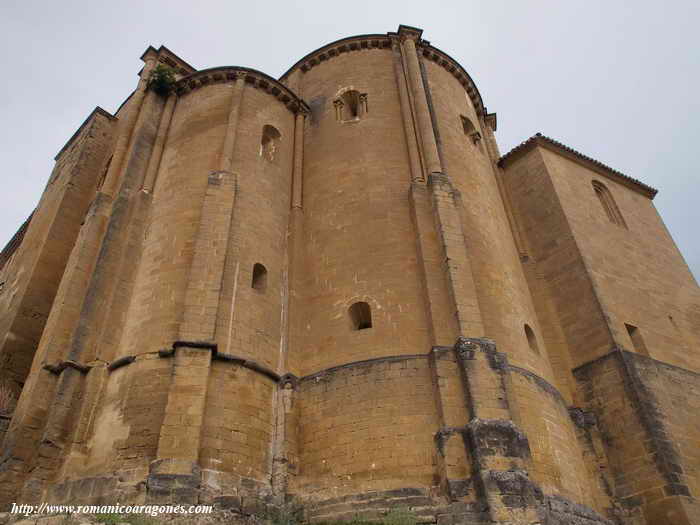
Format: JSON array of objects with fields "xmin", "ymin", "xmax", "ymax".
[{"xmin": 1, "ymin": 1, "xmax": 698, "ymax": 280}]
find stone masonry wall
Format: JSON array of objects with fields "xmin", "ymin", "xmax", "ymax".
[
  {"xmin": 0, "ymin": 110, "xmax": 115, "ymax": 389},
  {"xmin": 575, "ymin": 350, "xmax": 700, "ymax": 524},
  {"xmin": 292, "ymin": 356, "xmax": 439, "ymax": 502},
  {"xmin": 0, "ymin": 26, "xmax": 697, "ymax": 525},
  {"xmin": 540, "ymin": 147, "xmax": 700, "ymax": 371}
]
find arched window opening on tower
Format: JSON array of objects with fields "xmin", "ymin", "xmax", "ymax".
[
  {"xmin": 524, "ymin": 324, "xmax": 540, "ymax": 354},
  {"xmin": 592, "ymin": 180, "xmax": 627, "ymax": 228},
  {"xmin": 334, "ymin": 90, "xmax": 368, "ymax": 122},
  {"xmin": 252, "ymin": 263, "xmax": 268, "ymax": 292},
  {"xmin": 260, "ymin": 125, "xmax": 281, "ymax": 162},
  {"xmin": 625, "ymin": 323, "xmax": 649, "ymax": 356},
  {"xmin": 461, "ymin": 115, "xmax": 481, "ymax": 145},
  {"xmin": 349, "ymin": 302, "xmax": 372, "ymax": 330}
]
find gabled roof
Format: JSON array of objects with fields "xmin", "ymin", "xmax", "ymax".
[
  {"xmin": 0, "ymin": 212, "xmax": 33, "ymax": 272},
  {"xmin": 54, "ymin": 107, "xmax": 116, "ymax": 160},
  {"xmin": 498, "ymin": 133, "xmax": 658, "ymax": 199}
]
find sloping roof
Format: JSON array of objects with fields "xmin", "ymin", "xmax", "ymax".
[
  {"xmin": 0, "ymin": 212, "xmax": 33, "ymax": 272},
  {"xmin": 54, "ymin": 107, "xmax": 116, "ymax": 161},
  {"xmin": 498, "ymin": 133, "xmax": 658, "ymax": 199}
]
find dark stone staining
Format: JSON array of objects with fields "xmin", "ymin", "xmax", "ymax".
[
  {"xmin": 542, "ymin": 494, "xmax": 615, "ymax": 525},
  {"xmin": 172, "ymin": 340, "xmax": 217, "ymax": 351},
  {"xmin": 159, "ymin": 341, "xmax": 280, "ymax": 381},
  {"xmin": 435, "ymin": 426, "xmax": 460, "ymax": 456},
  {"xmin": 43, "ymin": 361, "xmax": 90, "ymax": 375},
  {"xmin": 569, "ymin": 407, "xmax": 597, "ymax": 429},
  {"xmin": 308, "ymin": 96, "xmax": 326, "ymax": 127},
  {"xmin": 446, "ymin": 478, "xmax": 471, "ymax": 499},
  {"xmin": 618, "ymin": 351, "xmax": 692, "ymax": 497},
  {"xmin": 431, "ymin": 345, "xmax": 453, "ymax": 356},
  {"xmin": 278, "ymin": 373, "xmax": 299, "ymax": 390},
  {"xmin": 510, "ymin": 364, "xmax": 568, "ymax": 409},
  {"xmin": 307, "ymin": 487, "xmax": 436, "ymax": 522},
  {"xmin": 214, "ymin": 352, "xmax": 280, "ymax": 382},
  {"xmin": 467, "ymin": 419, "xmax": 531, "ymax": 461},
  {"xmin": 147, "ymin": 460, "xmax": 201, "ymax": 504},
  {"xmin": 212, "ymin": 495, "xmax": 241, "ymax": 510},
  {"xmin": 299, "ymin": 354, "xmax": 427, "ymax": 384},
  {"xmin": 619, "ymin": 495, "xmax": 643, "ymax": 509},
  {"xmin": 47, "ymin": 475, "xmax": 121, "ymax": 505},
  {"xmin": 482, "ymin": 471, "xmax": 614, "ymax": 524},
  {"xmin": 485, "ymin": 470, "xmax": 542, "ymax": 508},
  {"xmin": 158, "ymin": 348, "xmax": 175, "ymax": 358},
  {"xmin": 454, "ymin": 337, "xmax": 506, "ymax": 371},
  {"xmin": 107, "ymin": 355, "xmax": 136, "ymax": 372},
  {"xmin": 435, "ymin": 502, "xmax": 488, "ymax": 525},
  {"xmin": 575, "ymin": 348, "xmax": 696, "ymax": 506}
]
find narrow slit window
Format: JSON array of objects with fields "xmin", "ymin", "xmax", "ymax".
[
  {"xmin": 260, "ymin": 125, "xmax": 281, "ymax": 162},
  {"xmin": 349, "ymin": 302, "xmax": 372, "ymax": 330},
  {"xmin": 625, "ymin": 323, "xmax": 649, "ymax": 356},
  {"xmin": 592, "ymin": 180, "xmax": 627, "ymax": 228},
  {"xmin": 252, "ymin": 263, "xmax": 268, "ymax": 292},
  {"xmin": 524, "ymin": 324, "xmax": 540, "ymax": 355}
]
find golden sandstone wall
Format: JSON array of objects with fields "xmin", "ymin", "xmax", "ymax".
[{"xmin": 0, "ymin": 25, "xmax": 699, "ymax": 525}]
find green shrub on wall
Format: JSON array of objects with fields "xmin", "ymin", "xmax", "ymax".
[{"xmin": 148, "ymin": 64, "xmax": 176, "ymax": 96}]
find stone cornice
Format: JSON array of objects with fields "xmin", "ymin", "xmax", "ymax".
[
  {"xmin": 416, "ymin": 42, "xmax": 486, "ymax": 117},
  {"xmin": 573, "ymin": 345, "xmax": 700, "ymax": 378},
  {"xmin": 499, "ymin": 133, "xmax": 658, "ymax": 199},
  {"xmin": 279, "ymin": 34, "xmax": 392, "ymax": 81},
  {"xmin": 140, "ymin": 45, "xmax": 197, "ymax": 77},
  {"xmin": 299, "ymin": 353, "xmax": 428, "ymax": 383},
  {"xmin": 396, "ymin": 24, "xmax": 423, "ymax": 41},
  {"xmin": 175, "ymin": 66, "xmax": 310, "ymax": 115},
  {"xmin": 279, "ymin": 26, "xmax": 488, "ymax": 117},
  {"xmin": 154, "ymin": 45, "xmax": 197, "ymax": 76}
]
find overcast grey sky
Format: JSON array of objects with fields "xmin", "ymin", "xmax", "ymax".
[{"xmin": 1, "ymin": 1, "xmax": 698, "ymax": 280}]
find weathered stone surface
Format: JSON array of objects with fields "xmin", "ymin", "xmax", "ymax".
[{"xmin": 0, "ymin": 23, "xmax": 698, "ymax": 525}]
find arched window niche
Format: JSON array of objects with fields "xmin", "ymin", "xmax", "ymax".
[
  {"xmin": 251, "ymin": 263, "xmax": 268, "ymax": 293},
  {"xmin": 260, "ymin": 125, "xmax": 281, "ymax": 162},
  {"xmin": 349, "ymin": 301, "xmax": 372, "ymax": 330},
  {"xmin": 334, "ymin": 89, "xmax": 368, "ymax": 122},
  {"xmin": 461, "ymin": 115, "xmax": 482, "ymax": 146},
  {"xmin": 592, "ymin": 180, "xmax": 627, "ymax": 228}
]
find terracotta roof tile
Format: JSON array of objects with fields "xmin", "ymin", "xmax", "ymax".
[{"xmin": 498, "ymin": 133, "xmax": 658, "ymax": 198}]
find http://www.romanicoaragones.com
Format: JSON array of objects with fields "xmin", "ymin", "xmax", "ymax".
[{"xmin": 10, "ymin": 503, "xmax": 214, "ymax": 517}]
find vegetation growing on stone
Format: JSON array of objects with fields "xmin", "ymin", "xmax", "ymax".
[{"xmin": 147, "ymin": 64, "xmax": 176, "ymax": 96}]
